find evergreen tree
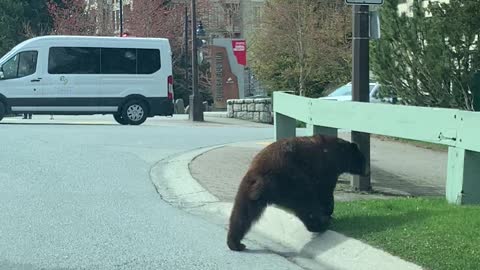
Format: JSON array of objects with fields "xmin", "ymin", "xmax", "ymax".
[
  {"xmin": 371, "ymin": 0, "xmax": 480, "ymax": 110},
  {"xmin": 0, "ymin": 0, "xmax": 26, "ymax": 56},
  {"xmin": 0, "ymin": 0, "xmax": 54, "ymax": 57}
]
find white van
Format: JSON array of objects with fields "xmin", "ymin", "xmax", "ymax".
[{"xmin": 0, "ymin": 35, "xmax": 174, "ymax": 125}]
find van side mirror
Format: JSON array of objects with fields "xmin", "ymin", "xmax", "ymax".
[{"xmin": 0, "ymin": 70, "xmax": 4, "ymax": 79}]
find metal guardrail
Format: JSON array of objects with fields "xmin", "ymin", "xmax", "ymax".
[{"xmin": 273, "ymin": 91, "xmax": 480, "ymax": 205}]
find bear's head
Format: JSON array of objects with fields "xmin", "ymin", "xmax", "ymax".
[
  {"xmin": 338, "ymin": 140, "xmax": 369, "ymax": 176},
  {"xmin": 302, "ymin": 213, "xmax": 332, "ymax": 233}
]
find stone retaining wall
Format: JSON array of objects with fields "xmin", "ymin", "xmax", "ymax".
[{"xmin": 226, "ymin": 98, "xmax": 273, "ymax": 124}]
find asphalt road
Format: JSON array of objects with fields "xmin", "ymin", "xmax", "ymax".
[{"xmin": 0, "ymin": 115, "xmax": 304, "ymax": 270}]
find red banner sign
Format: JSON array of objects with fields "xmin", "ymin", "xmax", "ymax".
[{"xmin": 232, "ymin": 40, "xmax": 247, "ymax": 66}]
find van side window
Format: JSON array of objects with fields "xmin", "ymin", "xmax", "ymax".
[
  {"xmin": 0, "ymin": 51, "xmax": 38, "ymax": 80},
  {"xmin": 100, "ymin": 48, "xmax": 161, "ymax": 74},
  {"xmin": 101, "ymin": 48, "xmax": 137, "ymax": 74},
  {"xmin": 49, "ymin": 47, "xmax": 101, "ymax": 74},
  {"xmin": 46, "ymin": 47, "xmax": 161, "ymax": 75}
]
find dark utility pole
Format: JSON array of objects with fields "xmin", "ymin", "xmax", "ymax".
[
  {"xmin": 119, "ymin": 0, "xmax": 123, "ymax": 37},
  {"xmin": 351, "ymin": 5, "xmax": 371, "ymax": 191},
  {"xmin": 189, "ymin": 0, "xmax": 204, "ymax": 121},
  {"xmin": 184, "ymin": 7, "xmax": 189, "ymax": 93}
]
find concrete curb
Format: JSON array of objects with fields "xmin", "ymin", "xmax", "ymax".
[
  {"xmin": 151, "ymin": 146, "xmax": 222, "ymax": 208},
  {"xmin": 204, "ymin": 111, "xmax": 228, "ymax": 118},
  {"xmin": 150, "ymin": 145, "xmax": 424, "ymax": 270}
]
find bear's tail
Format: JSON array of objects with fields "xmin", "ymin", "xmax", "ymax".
[{"xmin": 246, "ymin": 173, "xmax": 266, "ymax": 201}]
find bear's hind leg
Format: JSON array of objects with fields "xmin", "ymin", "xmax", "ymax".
[{"xmin": 227, "ymin": 193, "xmax": 266, "ymax": 251}]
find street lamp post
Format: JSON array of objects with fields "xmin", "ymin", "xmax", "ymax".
[
  {"xmin": 189, "ymin": 0, "xmax": 204, "ymax": 121},
  {"xmin": 119, "ymin": 0, "xmax": 123, "ymax": 37},
  {"xmin": 184, "ymin": 7, "xmax": 189, "ymax": 94},
  {"xmin": 351, "ymin": 5, "xmax": 371, "ymax": 191}
]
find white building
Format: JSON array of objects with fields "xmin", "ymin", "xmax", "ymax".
[
  {"xmin": 87, "ymin": 0, "xmax": 267, "ymax": 40},
  {"xmin": 110, "ymin": 0, "xmax": 133, "ymax": 35},
  {"xmin": 397, "ymin": 0, "xmax": 450, "ymax": 17}
]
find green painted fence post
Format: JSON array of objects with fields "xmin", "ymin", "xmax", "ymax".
[
  {"xmin": 306, "ymin": 124, "xmax": 338, "ymax": 137},
  {"xmin": 274, "ymin": 112, "xmax": 296, "ymax": 141},
  {"xmin": 446, "ymin": 147, "xmax": 480, "ymax": 205}
]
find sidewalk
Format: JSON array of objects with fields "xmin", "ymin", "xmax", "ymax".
[{"xmin": 190, "ymin": 132, "xmax": 447, "ymax": 203}]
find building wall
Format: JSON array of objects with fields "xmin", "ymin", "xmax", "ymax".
[
  {"xmin": 202, "ymin": 0, "xmax": 242, "ymax": 39},
  {"xmin": 111, "ymin": 0, "xmax": 132, "ymax": 35},
  {"xmin": 239, "ymin": 0, "xmax": 264, "ymax": 40},
  {"xmin": 397, "ymin": 0, "xmax": 450, "ymax": 17},
  {"xmin": 213, "ymin": 38, "xmax": 245, "ymax": 100},
  {"xmin": 88, "ymin": 0, "xmax": 132, "ymax": 36},
  {"xmin": 89, "ymin": 0, "xmax": 264, "ymax": 38},
  {"xmin": 210, "ymin": 46, "xmax": 240, "ymax": 109},
  {"xmin": 227, "ymin": 98, "xmax": 272, "ymax": 124},
  {"xmin": 210, "ymin": 38, "xmax": 250, "ymax": 109},
  {"xmin": 239, "ymin": 0, "xmax": 266, "ymax": 97},
  {"xmin": 197, "ymin": 0, "xmax": 266, "ymax": 41}
]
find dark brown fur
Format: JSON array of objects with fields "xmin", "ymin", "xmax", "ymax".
[{"xmin": 227, "ymin": 134, "xmax": 368, "ymax": 251}]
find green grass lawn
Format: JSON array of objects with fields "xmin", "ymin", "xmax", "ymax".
[{"xmin": 331, "ymin": 197, "xmax": 480, "ymax": 270}]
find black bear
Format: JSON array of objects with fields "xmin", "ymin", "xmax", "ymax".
[{"xmin": 227, "ymin": 134, "xmax": 369, "ymax": 251}]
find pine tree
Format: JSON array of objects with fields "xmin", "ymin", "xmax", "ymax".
[
  {"xmin": 371, "ymin": 0, "xmax": 480, "ymax": 110},
  {"xmin": 0, "ymin": 0, "xmax": 26, "ymax": 56},
  {"xmin": 0, "ymin": 0, "xmax": 55, "ymax": 57}
]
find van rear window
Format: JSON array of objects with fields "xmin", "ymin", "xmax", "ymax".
[
  {"xmin": 101, "ymin": 48, "xmax": 137, "ymax": 74},
  {"xmin": 48, "ymin": 47, "xmax": 161, "ymax": 75},
  {"xmin": 137, "ymin": 49, "xmax": 161, "ymax": 74}
]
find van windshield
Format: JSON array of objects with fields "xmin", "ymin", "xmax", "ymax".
[
  {"xmin": 0, "ymin": 51, "xmax": 38, "ymax": 79},
  {"xmin": 328, "ymin": 84, "xmax": 376, "ymax": 97},
  {"xmin": 0, "ymin": 55, "xmax": 19, "ymax": 79}
]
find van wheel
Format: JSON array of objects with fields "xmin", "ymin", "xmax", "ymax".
[
  {"xmin": 0, "ymin": 102, "xmax": 5, "ymax": 121},
  {"xmin": 122, "ymin": 100, "xmax": 148, "ymax": 125},
  {"xmin": 113, "ymin": 113, "xmax": 128, "ymax": 125}
]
